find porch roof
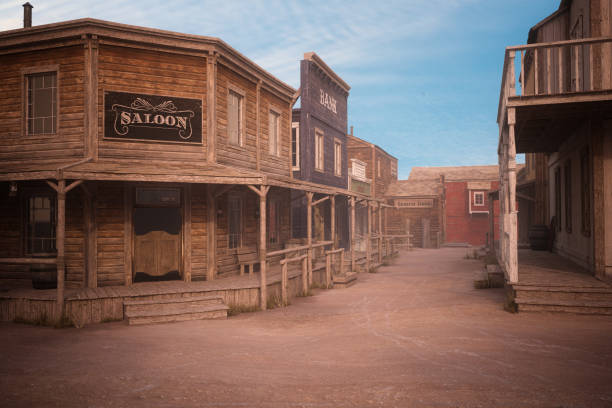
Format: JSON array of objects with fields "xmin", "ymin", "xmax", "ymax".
[{"xmin": 0, "ymin": 159, "xmax": 372, "ymax": 200}]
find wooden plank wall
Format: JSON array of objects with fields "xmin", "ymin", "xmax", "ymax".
[
  {"xmin": 97, "ymin": 45, "xmax": 207, "ymax": 162},
  {"xmin": 96, "ymin": 182, "xmax": 125, "ymax": 286},
  {"xmin": 65, "ymin": 191, "xmax": 85, "ymax": 288},
  {"xmin": 191, "ymin": 184, "xmax": 208, "ymax": 280},
  {"xmin": 0, "ymin": 183, "xmax": 27, "ymax": 284},
  {"xmin": 0, "ymin": 46, "xmax": 85, "ymax": 164},
  {"xmin": 259, "ymin": 89, "xmax": 291, "ymax": 177},
  {"xmin": 216, "ymin": 64, "xmax": 258, "ymax": 170}
]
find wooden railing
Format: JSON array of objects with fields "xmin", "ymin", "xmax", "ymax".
[
  {"xmin": 279, "ymin": 254, "xmax": 307, "ymax": 304},
  {"xmin": 324, "ymin": 248, "xmax": 344, "ymax": 288},
  {"xmin": 498, "ymin": 36, "xmax": 612, "ymax": 122}
]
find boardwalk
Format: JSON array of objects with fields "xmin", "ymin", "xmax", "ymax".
[{"xmin": 1, "ymin": 248, "xmax": 612, "ymax": 407}]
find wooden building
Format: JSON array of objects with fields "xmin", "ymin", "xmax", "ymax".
[
  {"xmin": 497, "ymin": 0, "xmax": 612, "ymax": 283},
  {"xmin": 291, "ymin": 52, "xmax": 350, "ymax": 249},
  {"xmin": 385, "ymin": 165, "xmax": 506, "ymax": 248},
  {"xmin": 0, "ymin": 13, "xmax": 375, "ymax": 325}
]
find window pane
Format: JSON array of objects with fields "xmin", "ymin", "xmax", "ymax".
[{"xmin": 27, "ymin": 72, "xmax": 57, "ymax": 135}]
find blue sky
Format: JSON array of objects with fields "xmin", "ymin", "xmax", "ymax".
[{"xmin": 1, "ymin": 0, "xmax": 559, "ymax": 179}]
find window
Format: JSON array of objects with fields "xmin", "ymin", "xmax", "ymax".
[
  {"xmin": 334, "ymin": 139, "xmax": 342, "ymax": 176},
  {"xmin": 377, "ymin": 160, "xmax": 381, "ymax": 177},
  {"xmin": 554, "ymin": 167, "xmax": 561, "ymax": 231},
  {"xmin": 228, "ymin": 195, "xmax": 242, "ymax": 249},
  {"xmin": 26, "ymin": 71, "xmax": 57, "ymax": 135},
  {"xmin": 227, "ymin": 89, "xmax": 243, "ymax": 146},
  {"xmin": 564, "ymin": 161, "xmax": 572, "ymax": 232},
  {"xmin": 269, "ymin": 110, "xmax": 280, "ymax": 156},
  {"xmin": 291, "ymin": 123, "xmax": 300, "ymax": 170},
  {"xmin": 315, "ymin": 129, "xmax": 324, "ymax": 171},
  {"xmin": 26, "ymin": 195, "xmax": 56, "ymax": 254},
  {"xmin": 268, "ymin": 199, "xmax": 281, "ymax": 244},
  {"xmin": 580, "ymin": 147, "xmax": 591, "ymax": 236},
  {"xmin": 473, "ymin": 192, "xmax": 484, "ymax": 206}
]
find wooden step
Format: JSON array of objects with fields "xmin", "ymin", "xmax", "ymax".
[
  {"xmin": 333, "ymin": 272, "xmax": 357, "ymax": 288},
  {"xmin": 513, "ymin": 286, "xmax": 612, "ymax": 302},
  {"xmin": 515, "ymin": 296, "xmax": 612, "ymax": 315},
  {"xmin": 123, "ymin": 296, "xmax": 228, "ymax": 325}
]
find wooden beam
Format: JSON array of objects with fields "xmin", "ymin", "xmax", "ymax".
[
  {"xmin": 56, "ymin": 179, "xmax": 66, "ymax": 322},
  {"xmin": 330, "ymin": 195, "xmax": 336, "ymax": 250},
  {"xmin": 312, "ymin": 196, "xmax": 329, "ymax": 207},
  {"xmin": 256, "ymin": 80, "xmax": 261, "ymax": 171},
  {"xmin": 0, "ymin": 257, "xmax": 57, "ymax": 264},
  {"xmin": 46, "ymin": 180, "xmax": 58, "ymax": 192},
  {"xmin": 213, "ymin": 184, "xmax": 234, "ymax": 199},
  {"xmin": 64, "ymin": 179, "xmax": 84, "ymax": 194},
  {"xmin": 83, "ymin": 183, "xmax": 97, "ymax": 288},
  {"xmin": 366, "ymin": 200, "xmax": 372, "ymax": 272},
  {"xmin": 378, "ymin": 203, "xmax": 383, "ymax": 264},
  {"xmin": 350, "ymin": 196, "xmax": 355, "ymax": 273},
  {"xmin": 259, "ymin": 185, "xmax": 269, "ymax": 310},
  {"xmin": 123, "ymin": 183, "xmax": 133, "ymax": 286},
  {"xmin": 306, "ymin": 191, "xmax": 314, "ymax": 286},
  {"xmin": 206, "ymin": 51, "xmax": 217, "ymax": 163}
]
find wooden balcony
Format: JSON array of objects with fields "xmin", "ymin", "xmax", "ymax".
[{"xmin": 498, "ymin": 37, "xmax": 612, "ymax": 153}]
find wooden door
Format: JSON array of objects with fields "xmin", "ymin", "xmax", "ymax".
[{"xmin": 134, "ymin": 231, "xmax": 180, "ymax": 276}]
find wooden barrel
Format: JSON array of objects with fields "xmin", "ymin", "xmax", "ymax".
[{"xmin": 528, "ymin": 224, "xmax": 550, "ymax": 251}]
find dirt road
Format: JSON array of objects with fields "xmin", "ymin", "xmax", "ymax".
[{"xmin": 2, "ymin": 248, "xmax": 612, "ymax": 407}]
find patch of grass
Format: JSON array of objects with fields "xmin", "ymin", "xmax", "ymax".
[
  {"xmin": 368, "ymin": 267, "xmax": 378, "ymax": 273},
  {"xmin": 297, "ymin": 289, "xmax": 313, "ymax": 297},
  {"xmin": 267, "ymin": 294, "xmax": 288, "ymax": 309},
  {"xmin": 227, "ymin": 304, "xmax": 260, "ymax": 317},
  {"xmin": 310, "ymin": 281, "xmax": 332, "ymax": 290}
]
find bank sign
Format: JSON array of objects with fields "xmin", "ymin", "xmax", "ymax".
[{"xmin": 104, "ymin": 91, "xmax": 202, "ymax": 144}]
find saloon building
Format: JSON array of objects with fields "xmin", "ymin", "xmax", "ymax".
[{"xmin": 0, "ymin": 11, "xmax": 378, "ymax": 325}]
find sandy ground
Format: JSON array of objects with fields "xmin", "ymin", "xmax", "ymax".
[{"xmin": 1, "ymin": 247, "xmax": 612, "ymax": 408}]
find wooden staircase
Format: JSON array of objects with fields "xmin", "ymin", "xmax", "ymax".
[
  {"xmin": 512, "ymin": 284, "xmax": 612, "ymax": 315},
  {"xmin": 123, "ymin": 295, "xmax": 229, "ymax": 325}
]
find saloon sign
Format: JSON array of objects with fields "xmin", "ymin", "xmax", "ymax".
[{"xmin": 104, "ymin": 91, "xmax": 202, "ymax": 144}]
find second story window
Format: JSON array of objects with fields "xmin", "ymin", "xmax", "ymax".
[
  {"xmin": 473, "ymin": 191, "xmax": 484, "ymax": 206},
  {"xmin": 334, "ymin": 139, "xmax": 342, "ymax": 176},
  {"xmin": 315, "ymin": 129, "xmax": 324, "ymax": 171},
  {"xmin": 291, "ymin": 123, "xmax": 300, "ymax": 170},
  {"xmin": 269, "ymin": 110, "xmax": 280, "ymax": 156},
  {"xmin": 228, "ymin": 89, "xmax": 243, "ymax": 146},
  {"xmin": 27, "ymin": 71, "xmax": 57, "ymax": 135}
]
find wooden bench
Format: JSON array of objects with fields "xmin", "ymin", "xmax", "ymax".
[{"xmin": 237, "ymin": 247, "xmax": 259, "ymax": 276}]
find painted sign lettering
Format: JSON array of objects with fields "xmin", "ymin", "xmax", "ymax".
[
  {"xmin": 104, "ymin": 91, "xmax": 202, "ymax": 144},
  {"xmin": 319, "ymin": 89, "xmax": 337, "ymax": 114},
  {"xmin": 396, "ymin": 199, "xmax": 434, "ymax": 208}
]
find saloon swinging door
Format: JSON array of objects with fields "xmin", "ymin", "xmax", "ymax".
[{"xmin": 132, "ymin": 187, "xmax": 182, "ymax": 282}]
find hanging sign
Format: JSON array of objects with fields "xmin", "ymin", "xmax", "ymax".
[{"xmin": 104, "ymin": 91, "xmax": 202, "ymax": 144}]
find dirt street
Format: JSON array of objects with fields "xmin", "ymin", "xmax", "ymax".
[{"xmin": 1, "ymin": 248, "xmax": 612, "ymax": 407}]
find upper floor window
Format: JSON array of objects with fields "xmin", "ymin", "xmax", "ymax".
[
  {"xmin": 228, "ymin": 88, "xmax": 244, "ymax": 146},
  {"xmin": 269, "ymin": 109, "xmax": 280, "ymax": 156},
  {"xmin": 291, "ymin": 123, "xmax": 300, "ymax": 170},
  {"xmin": 228, "ymin": 194, "xmax": 242, "ymax": 249},
  {"xmin": 315, "ymin": 129, "xmax": 324, "ymax": 171},
  {"xmin": 26, "ymin": 195, "xmax": 56, "ymax": 255},
  {"xmin": 27, "ymin": 71, "xmax": 57, "ymax": 135},
  {"xmin": 473, "ymin": 191, "xmax": 484, "ymax": 206},
  {"xmin": 334, "ymin": 139, "xmax": 342, "ymax": 176}
]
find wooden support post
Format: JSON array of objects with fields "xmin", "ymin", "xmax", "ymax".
[
  {"xmin": 306, "ymin": 192, "xmax": 313, "ymax": 286},
  {"xmin": 206, "ymin": 51, "xmax": 217, "ymax": 163},
  {"xmin": 330, "ymin": 195, "xmax": 336, "ymax": 249},
  {"xmin": 56, "ymin": 180, "xmax": 66, "ymax": 322},
  {"xmin": 281, "ymin": 260, "xmax": 288, "ymax": 306},
  {"xmin": 123, "ymin": 183, "xmax": 132, "ymax": 287},
  {"xmin": 301, "ymin": 256, "xmax": 308, "ymax": 295},
  {"xmin": 488, "ymin": 193, "xmax": 495, "ymax": 254},
  {"xmin": 256, "ymin": 80, "xmax": 261, "ymax": 171},
  {"xmin": 507, "ymin": 108, "xmax": 518, "ymax": 283},
  {"xmin": 350, "ymin": 196, "xmax": 355, "ymax": 272},
  {"xmin": 258, "ymin": 186, "xmax": 270, "ymax": 310},
  {"xmin": 378, "ymin": 203, "xmax": 383, "ymax": 264},
  {"xmin": 366, "ymin": 201, "xmax": 372, "ymax": 272},
  {"xmin": 340, "ymin": 249, "xmax": 345, "ymax": 276},
  {"xmin": 206, "ymin": 185, "xmax": 217, "ymax": 280},
  {"xmin": 325, "ymin": 253, "xmax": 331, "ymax": 288}
]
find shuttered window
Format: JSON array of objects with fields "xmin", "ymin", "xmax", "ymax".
[
  {"xmin": 291, "ymin": 123, "xmax": 300, "ymax": 170},
  {"xmin": 27, "ymin": 71, "xmax": 57, "ymax": 135},
  {"xmin": 228, "ymin": 90, "xmax": 243, "ymax": 146},
  {"xmin": 334, "ymin": 140, "xmax": 342, "ymax": 176},
  {"xmin": 228, "ymin": 195, "xmax": 242, "ymax": 249},
  {"xmin": 26, "ymin": 195, "xmax": 56, "ymax": 255},
  {"xmin": 315, "ymin": 129, "xmax": 324, "ymax": 171},
  {"xmin": 269, "ymin": 110, "xmax": 280, "ymax": 156}
]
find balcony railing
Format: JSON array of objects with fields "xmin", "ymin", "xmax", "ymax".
[{"xmin": 498, "ymin": 36, "xmax": 612, "ymax": 123}]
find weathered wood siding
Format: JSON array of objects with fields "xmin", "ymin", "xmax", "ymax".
[
  {"xmin": 65, "ymin": 191, "xmax": 85, "ymax": 288},
  {"xmin": 96, "ymin": 182, "xmax": 125, "ymax": 286},
  {"xmin": 0, "ymin": 46, "xmax": 85, "ymax": 164},
  {"xmin": 260, "ymin": 89, "xmax": 291, "ymax": 177},
  {"xmin": 191, "ymin": 184, "xmax": 208, "ymax": 280},
  {"xmin": 0, "ymin": 182, "xmax": 26, "ymax": 283},
  {"xmin": 97, "ymin": 45, "xmax": 207, "ymax": 162}
]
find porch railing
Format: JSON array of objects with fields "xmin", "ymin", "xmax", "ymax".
[{"xmin": 498, "ymin": 36, "xmax": 612, "ymax": 123}]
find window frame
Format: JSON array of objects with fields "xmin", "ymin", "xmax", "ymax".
[
  {"xmin": 334, "ymin": 138, "xmax": 342, "ymax": 176},
  {"xmin": 268, "ymin": 107, "xmax": 281, "ymax": 157},
  {"xmin": 22, "ymin": 65, "xmax": 60, "ymax": 137},
  {"xmin": 473, "ymin": 191, "xmax": 485, "ymax": 206},
  {"xmin": 227, "ymin": 84, "xmax": 245, "ymax": 147},
  {"xmin": 24, "ymin": 193, "xmax": 57, "ymax": 256},
  {"xmin": 314, "ymin": 128, "xmax": 324, "ymax": 172},
  {"xmin": 227, "ymin": 193, "xmax": 242, "ymax": 249},
  {"xmin": 291, "ymin": 122, "xmax": 300, "ymax": 170}
]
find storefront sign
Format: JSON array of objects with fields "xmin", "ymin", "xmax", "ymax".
[
  {"xmin": 396, "ymin": 199, "xmax": 434, "ymax": 208},
  {"xmin": 104, "ymin": 91, "xmax": 202, "ymax": 144},
  {"xmin": 320, "ymin": 89, "xmax": 337, "ymax": 113}
]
